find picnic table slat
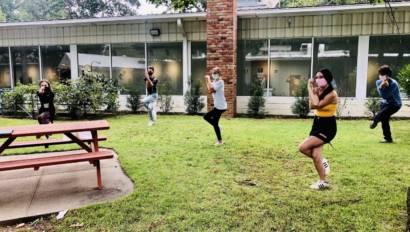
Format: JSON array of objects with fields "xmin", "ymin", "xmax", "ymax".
[
  {"xmin": 0, "ymin": 120, "xmax": 109, "ymax": 138},
  {"xmin": 8, "ymin": 137, "xmax": 107, "ymax": 149},
  {"xmin": 0, "ymin": 150, "xmax": 114, "ymax": 171}
]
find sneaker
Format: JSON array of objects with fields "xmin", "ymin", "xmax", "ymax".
[
  {"xmin": 379, "ymin": 139, "xmax": 393, "ymax": 143},
  {"xmin": 322, "ymin": 158, "xmax": 330, "ymax": 176},
  {"xmin": 148, "ymin": 121, "xmax": 155, "ymax": 126},
  {"xmin": 214, "ymin": 141, "xmax": 224, "ymax": 146},
  {"xmin": 309, "ymin": 180, "xmax": 330, "ymax": 190},
  {"xmin": 370, "ymin": 122, "xmax": 377, "ymax": 129}
]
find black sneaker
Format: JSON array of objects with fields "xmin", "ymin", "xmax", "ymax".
[
  {"xmin": 379, "ymin": 139, "xmax": 393, "ymax": 143},
  {"xmin": 370, "ymin": 122, "xmax": 377, "ymax": 129}
]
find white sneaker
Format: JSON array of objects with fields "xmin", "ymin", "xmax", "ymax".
[
  {"xmin": 214, "ymin": 141, "xmax": 224, "ymax": 146},
  {"xmin": 322, "ymin": 158, "xmax": 330, "ymax": 176},
  {"xmin": 309, "ymin": 180, "xmax": 330, "ymax": 190},
  {"xmin": 148, "ymin": 121, "xmax": 155, "ymax": 126}
]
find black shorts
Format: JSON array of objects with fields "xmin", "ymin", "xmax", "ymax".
[{"xmin": 309, "ymin": 116, "xmax": 337, "ymax": 143}]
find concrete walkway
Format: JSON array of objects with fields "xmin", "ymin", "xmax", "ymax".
[{"xmin": 0, "ymin": 150, "xmax": 133, "ymax": 222}]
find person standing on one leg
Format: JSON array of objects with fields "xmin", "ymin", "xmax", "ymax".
[
  {"xmin": 370, "ymin": 65, "xmax": 402, "ymax": 143},
  {"xmin": 142, "ymin": 66, "xmax": 159, "ymax": 126},
  {"xmin": 37, "ymin": 80, "xmax": 55, "ymax": 145},
  {"xmin": 204, "ymin": 67, "xmax": 227, "ymax": 146},
  {"xmin": 37, "ymin": 80, "xmax": 55, "ymax": 126},
  {"xmin": 298, "ymin": 69, "xmax": 338, "ymax": 190}
]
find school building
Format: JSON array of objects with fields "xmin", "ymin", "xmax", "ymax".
[{"xmin": 0, "ymin": 0, "xmax": 410, "ymax": 117}]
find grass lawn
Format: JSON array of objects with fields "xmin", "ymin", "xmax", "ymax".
[{"xmin": 0, "ymin": 115, "xmax": 409, "ymax": 231}]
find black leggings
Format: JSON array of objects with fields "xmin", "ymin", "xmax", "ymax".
[
  {"xmin": 204, "ymin": 108, "xmax": 226, "ymax": 141},
  {"xmin": 373, "ymin": 103, "xmax": 400, "ymax": 141}
]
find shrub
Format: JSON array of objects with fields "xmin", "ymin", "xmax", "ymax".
[
  {"xmin": 184, "ymin": 81, "xmax": 205, "ymax": 114},
  {"xmin": 1, "ymin": 83, "xmax": 37, "ymax": 117},
  {"xmin": 365, "ymin": 89, "xmax": 381, "ymax": 118},
  {"xmin": 398, "ymin": 63, "xmax": 410, "ymax": 97},
  {"xmin": 127, "ymin": 90, "xmax": 142, "ymax": 113},
  {"xmin": 102, "ymin": 78, "xmax": 120, "ymax": 114},
  {"xmin": 57, "ymin": 71, "xmax": 120, "ymax": 119},
  {"xmin": 247, "ymin": 76, "xmax": 265, "ymax": 117},
  {"xmin": 158, "ymin": 79, "xmax": 173, "ymax": 113},
  {"xmin": 291, "ymin": 80, "xmax": 310, "ymax": 118}
]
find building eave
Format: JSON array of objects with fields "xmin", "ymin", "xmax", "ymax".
[
  {"xmin": 0, "ymin": 12, "xmax": 207, "ymax": 29},
  {"xmin": 1, "ymin": 2, "xmax": 410, "ymax": 29},
  {"xmin": 238, "ymin": 2, "xmax": 410, "ymax": 17}
]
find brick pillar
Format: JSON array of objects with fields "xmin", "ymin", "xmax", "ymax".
[{"xmin": 206, "ymin": 0, "xmax": 237, "ymax": 117}]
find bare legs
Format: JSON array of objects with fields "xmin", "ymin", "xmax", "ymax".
[{"xmin": 298, "ymin": 136, "xmax": 326, "ymax": 181}]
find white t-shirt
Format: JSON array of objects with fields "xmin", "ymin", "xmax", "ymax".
[{"xmin": 212, "ymin": 80, "xmax": 227, "ymax": 110}]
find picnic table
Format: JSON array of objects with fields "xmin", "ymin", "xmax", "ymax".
[{"xmin": 0, "ymin": 120, "xmax": 114, "ymax": 190}]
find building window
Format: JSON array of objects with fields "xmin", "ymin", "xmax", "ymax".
[
  {"xmin": 77, "ymin": 44, "xmax": 110, "ymax": 79},
  {"xmin": 147, "ymin": 43, "xmax": 183, "ymax": 95},
  {"xmin": 269, "ymin": 39, "xmax": 312, "ymax": 96},
  {"xmin": 314, "ymin": 37, "xmax": 358, "ymax": 97},
  {"xmin": 41, "ymin": 45, "xmax": 71, "ymax": 83},
  {"xmin": 367, "ymin": 35, "xmax": 410, "ymax": 97},
  {"xmin": 11, "ymin": 47, "xmax": 40, "ymax": 85},
  {"xmin": 190, "ymin": 42, "xmax": 207, "ymax": 95},
  {"xmin": 237, "ymin": 39, "xmax": 269, "ymax": 96},
  {"xmin": 111, "ymin": 43, "xmax": 146, "ymax": 93},
  {"xmin": 0, "ymin": 48, "xmax": 11, "ymax": 88}
]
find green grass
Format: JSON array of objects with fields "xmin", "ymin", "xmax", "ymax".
[{"xmin": 1, "ymin": 115, "xmax": 409, "ymax": 231}]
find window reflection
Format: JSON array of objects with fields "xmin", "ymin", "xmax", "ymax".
[
  {"xmin": 111, "ymin": 43, "xmax": 146, "ymax": 93},
  {"xmin": 147, "ymin": 43, "xmax": 183, "ymax": 95},
  {"xmin": 191, "ymin": 42, "xmax": 207, "ymax": 95},
  {"xmin": 314, "ymin": 37, "xmax": 358, "ymax": 97},
  {"xmin": 237, "ymin": 40, "xmax": 268, "ymax": 96},
  {"xmin": 12, "ymin": 47, "xmax": 40, "ymax": 85},
  {"xmin": 0, "ymin": 48, "xmax": 11, "ymax": 88},
  {"xmin": 77, "ymin": 44, "xmax": 110, "ymax": 79},
  {"xmin": 367, "ymin": 35, "xmax": 410, "ymax": 97},
  {"xmin": 41, "ymin": 45, "xmax": 71, "ymax": 83},
  {"xmin": 269, "ymin": 39, "xmax": 311, "ymax": 96}
]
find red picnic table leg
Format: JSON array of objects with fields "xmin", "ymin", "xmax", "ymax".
[
  {"xmin": 91, "ymin": 130, "xmax": 99, "ymax": 152},
  {"xmin": 0, "ymin": 137, "xmax": 16, "ymax": 155},
  {"xmin": 95, "ymin": 160, "xmax": 102, "ymax": 190}
]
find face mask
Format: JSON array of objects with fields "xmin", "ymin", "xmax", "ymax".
[
  {"xmin": 212, "ymin": 73, "xmax": 219, "ymax": 80},
  {"xmin": 315, "ymin": 78, "xmax": 328, "ymax": 88},
  {"xmin": 379, "ymin": 75, "xmax": 386, "ymax": 81}
]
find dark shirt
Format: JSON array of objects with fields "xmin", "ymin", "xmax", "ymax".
[
  {"xmin": 144, "ymin": 76, "xmax": 158, "ymax": 95},
  {"xmin": 37, "ymin": 90, "xmax": 55, "ymax": 118}
]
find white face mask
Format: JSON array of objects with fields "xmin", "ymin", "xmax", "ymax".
[
  {"xmin": 379, "ymin": 75, "xmax": 386, "ymax": 81},
  {"xmin": 212, "ymin": 73, "xmax": 219, "ymax": 80}
]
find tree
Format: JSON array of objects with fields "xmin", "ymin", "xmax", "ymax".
[
  {"xmin": 184, "ymin": 81, "xmax": 205, "ymax": 114},
  {"xmin": 65, "ymin": 0, "xmax": 140, "ymax": 18},
  {"xmin": 365, "ymin": 89, "xmax": 380, "ymax": 118},
  {"xmin": 0, "ymin": 0, "xmax": 22, "ymax": 22},
  {"xmin": 0, "ymin": 8, "xmax": 6, "ymax": 22},
  {"xmin": 0, "ymin": 0, "xmax": 141, "ymax": 22},
  {"xmin": 291, "ymin": 80, "xmax": 310, "ymax": 118},
  {"xmin": 247, "ymin": 76, "xmax": 265, "ymax": 117},
  {"xmin": 18, "ymin": 0, "xmax": 67, "ymax": 21},
  {"xmin": 148, "ymin": 0, "xmax": 206, "ymax": 12},
  {"xmin": 398, "ymin": 64, "xmax": 410, "ymax": 97}
]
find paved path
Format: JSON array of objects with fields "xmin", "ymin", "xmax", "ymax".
[{"xmin": 0, "ymin": 150, "xmax": 133, "ymax": 222}]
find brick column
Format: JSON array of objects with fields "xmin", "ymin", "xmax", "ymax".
[{"xmin": 206, "ymin": 0, "xmax": 237, "ymax": 117}]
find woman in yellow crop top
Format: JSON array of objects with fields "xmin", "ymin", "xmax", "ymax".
[{"xmin": 298, "ymin": 69, "xmax": 338, "ymax": 190}]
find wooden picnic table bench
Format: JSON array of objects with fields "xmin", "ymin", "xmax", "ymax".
[{"xmin": 0, "ymin": 120, "xmax": 114, "ymax": 190}]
